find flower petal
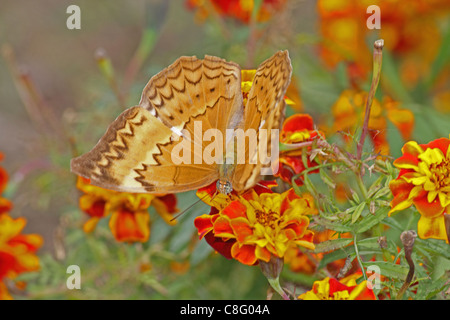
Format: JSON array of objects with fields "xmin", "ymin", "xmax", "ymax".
[
  {"xmin": 109, "ymin": 209, "xmax": 150, "ymax": 243},
  {"xmin": 194, "ymin": 214, "xmax": 214, "ymax": 239},
  {"xmin": 389, "ymin": 179, "xmax": 414, "ymax": 214},
  {"xmin": 417, "ymin": 214, "xmax": 448, "ymax": 242},
  {"xmin": 231, "ymin": 243, "xmax": 258, "ymax": 266},
  {"xmin": 413, "ymin": 190, "xmax": 445, "ymax": 218}
]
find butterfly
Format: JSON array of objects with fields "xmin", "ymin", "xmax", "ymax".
[{"xmin": 71, "ymin": 51, "xmax": 292, "ymax": 195}]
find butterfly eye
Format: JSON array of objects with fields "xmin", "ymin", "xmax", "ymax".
[{"xmin": 216, "ymin": 180, "xmax": 232, "ymax": 195}]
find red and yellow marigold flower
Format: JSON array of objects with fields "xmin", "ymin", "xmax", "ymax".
[
  {"xmin": 276, "ymin": 114, "xmax": 324, "ymax": 186},
  {"xmin": 76, "ymin": 176, "xmax": 178, "ymax": 243},
  {"xmin": 389, "ymin": 136, "xmax": 450, "ymax": 242},
  {"xmin": 330, "ymin": 89, "xmax": 414, "ymax": 155},
  {"xmin": 298, "ymin": 272, "xmax": 376, "ymax": 300},
  {"xmin": 194, "ymin": 187, "xmax": 316, "ymax": 266},
  {"xmin": 0, "ymin": 214, "xmax": 43, "ymax": 300},
  {"xmin": 186, "ymin": 0, "xmax": 287, "ymax": 24}
]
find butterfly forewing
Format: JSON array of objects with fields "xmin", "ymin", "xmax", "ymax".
[
  {"xmin": 139, "ymin": 55, "xmax": 242, "ymax": 142},
  {"xmin": 231, "ymin": 50, "xmax": 293, "ymax": 192}
]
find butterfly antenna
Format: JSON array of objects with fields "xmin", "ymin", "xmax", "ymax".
[
  {"xmin": 255, "ymin": 182, "xmax": 272, "ymax": 191},
  {"xmin": 170, "ymin": 191, "xmax": 216, "ymax": 222}
]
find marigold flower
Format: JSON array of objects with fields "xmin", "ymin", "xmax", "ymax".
[
  {"xmin": 0, "ymin": 214, "xmax": 43, "ymax": 300},
  {"xmin": 276, "ymin": 114, "xmax": 323, "ymax": 185},
  {"xmin": 194, "ymin": 187, "xmax": 316, "ymax": 266},
  {"xmin": 317, "ymin": 0, "xmax": 450, "ymax": 87},
  {"xmin": 285, "ymin": 229, "xmax": 352, "ymax": 275},
  {"xmin": 186, "ymin": 0, "xmax": 287, "ymax": 24},
  {"xmin": 298, "ymin": 272, "xmax": 376, "ymax": 300},
  {"xmin": 76, "ymin": 176, "xmax": 178, "ymax": 243},
  {"xmin": 389, "ymin": 136, "xmax": 450, "ymax": 242},
  {"xmin": 330, "ymin": 89, "xmax": 414, "ymax": 155}
]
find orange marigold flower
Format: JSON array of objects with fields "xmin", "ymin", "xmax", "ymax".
[
  {"xmin": 76, "ymin": 176, "xmax": 178, "ymax": 243},
  {"xmin": 0, "ymin": 214, "xmax": 43, "ymax": 300},
  {"xmin": 186, "ymin": 0, "xmax": 286, "ymax": 24},
  {"xmin": 298, "ymin": 272, "xmax": 376, "ymax": 300},
  {"xmin": 389, "ymin": 136, "xmax": 450, "ymax": 242},
  {"xmin": 285, "ymin": 229, "xmax": 352, "ymax": 275},
  {"xmin": 330, "ymin": 89, "xmax": 414, "ymax": 155},
  {"xmin": 194, "ymin": 188, "xmax": 316, "ymax": 266},
  {"xmin": 317, "ymin": 0, "xmax": 450, "ymax": 87}
]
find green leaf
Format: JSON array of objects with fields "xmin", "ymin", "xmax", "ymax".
[
  {"xmin": 354, "ymin": 207, "xmax": 389, "ymax": 233},
  {"xmin": 373, "ymin": 186, "xmax": 392, "ymax": 199},
  {"xmin": 319, "ymin": 169, "xmax": 336, "ymax": 189},
  {"xmin": 415, "ymin": 238, "xmax": 450, "ymax": 260},
  {"xmin": 351, "ymin": 202, "xmax": 366, "ymax": 224},
  {"xmin": 367, "ymin": 176, "xmax": 384, "ymax": 198},
  {"xmin": 381, "ymin": 216, "xmax": 404, "ymax": 231},
  {"xmin": 362, "ymin": 261, "xmax": 408, "ymax": 281},
  {"xmin": 313, "ymin": 238, "xmax": 353, "ymax": 253},
  {"xmin": 317, "ymin": 249, "xmax": 350, "ymax": 270},
  {"xmin": 315, "ymin": 217, "xmax": 352, "ymax": 233},
  {"xmin": 351, "ymin": 190, "xmax": 360, "ymax": 203},
  {"xmin": 303, "ymin": 174, "xmax": 317, "ymax": 196}
]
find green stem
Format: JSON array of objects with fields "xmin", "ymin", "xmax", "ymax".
[
  {"xmin": 357, "ymin": 39, "xmax": 384, "ymax": 161},
  {"xmin": 355, "ymin": 173, "xmax": 368, "ymax": 200},
  {"xmin": 267, "ymin": 277, "xmax": 289, "ymax": 300},
  {"xmin": 353, "ymin": 234, "xmax": 367, "ymax": 280}
]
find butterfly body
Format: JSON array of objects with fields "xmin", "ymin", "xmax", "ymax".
[{"xmin": 71, "ymin": 51, "xmax": 292, "ymax": 195}]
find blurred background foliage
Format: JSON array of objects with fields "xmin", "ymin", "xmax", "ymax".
[{"xmin": 0, "ymin": 0, "xmax": 449, "ymax": 299}]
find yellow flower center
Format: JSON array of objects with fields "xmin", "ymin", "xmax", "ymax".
[
  {"xmin": 429, "ymin": 158, "xmax": 450, "ymax": 189},
  {"xmin": 412, "ymin": 147, "xmax": 450, "ymax": 207},
  {"xmin": 255, "ymin": 210, "xmax": 279, "ymax": 228}
]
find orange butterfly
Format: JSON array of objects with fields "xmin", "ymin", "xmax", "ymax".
[{"xmin": 71, "ymin": 51, "xmax": 292, "ymax": 195}]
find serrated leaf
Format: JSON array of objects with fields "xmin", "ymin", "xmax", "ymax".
[
  {"xmin": 351, "ymin": 202, "xmax": 366, "ymax": 224},
  {"xmin": 313, "ymin": 238, "xmax": 353, "ymax": 253}
]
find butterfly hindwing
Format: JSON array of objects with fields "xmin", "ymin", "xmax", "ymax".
[{"xmin": 70, "ymin": 106, "xmax": 217, "ymax": 193}]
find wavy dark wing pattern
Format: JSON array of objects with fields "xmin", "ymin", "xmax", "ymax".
[
  {"xmin": 231, "ymin": 50, "xmax": 292, "ymax": 192},
  {"xmin": 71, "ymin": 55, "xmax": 243, "ymax": 193}
]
